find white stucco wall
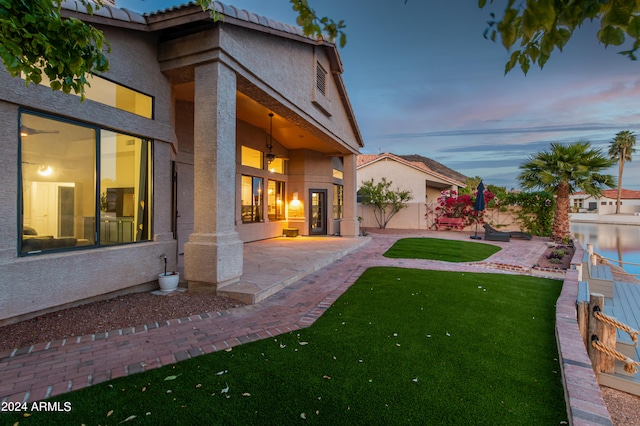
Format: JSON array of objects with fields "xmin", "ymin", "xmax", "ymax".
[
  {"xmin": 356, "ymin": 158, "xmax": 457, "ymax": 230},
  {"xmin": 598, "ymin": 198, "xmax": 640, "ymax": 215}
]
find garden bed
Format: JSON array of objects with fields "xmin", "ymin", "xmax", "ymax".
[{"xmin": 535, "ymin": 244, "xmax": 575, "ymax": 270}]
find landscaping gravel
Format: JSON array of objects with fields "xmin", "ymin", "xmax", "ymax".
[{"xmin": 0, "ymin": 290, "xmax": 244, "ymax": 353}]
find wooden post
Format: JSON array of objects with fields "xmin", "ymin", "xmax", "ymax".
[
  {"xmin": 587, "ymin": 244, "xmax": 598, "ymax": 268},
  {"xmin": 577, "ymin": 298, "xmax": 589, "ymax": 349},
  {"xmin": 577, "ymin": 263, "xmax": 583, "ymax": 281},
  {"xmin": 587, "ymin": 293, "xmax": 615, "ymax": 375}
]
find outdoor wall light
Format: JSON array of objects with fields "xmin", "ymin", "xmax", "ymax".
[{"xmin": 290, "ymin": 192, "xmax": 301, "ymax": 208}]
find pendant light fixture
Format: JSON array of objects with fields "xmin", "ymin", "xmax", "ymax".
[{"xmin": 266, "ymin": 112, "xmax": 276, "ymax": 163}]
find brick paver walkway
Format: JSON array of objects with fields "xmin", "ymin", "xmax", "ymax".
[{"xmin": 0, "ymin": 231, "xmax": 612, "ymax": 424}]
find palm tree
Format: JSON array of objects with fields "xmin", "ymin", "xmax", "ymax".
[
  {"xmin": 518, "ymin": 141, "xmax": 615, "ymax": 241},
  {"xmin": 608, "ymin": 130, "xmax": 636, "ymax": 214}
]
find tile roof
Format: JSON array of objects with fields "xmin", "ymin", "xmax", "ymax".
[
  {"xmin": 61, "ymin": 1, "xmax": 320, "ymax": 41},
  {"xmin": 572, "ymin": 189, "xmax": 640, "ymax": 199},
  {"xmin": 61, "ymin": 0, "xmax": 146, "ymax": 24},
  {"xmin": 397, "ymin": 154, "xmax": 468, "ymax": 183},
  {"xmin": 357, "ymin": 152, "xmax": 467, "ymax": 186},
  {"xmin": 146, "ymin": 1, "xmax": 317, "ymax": 40}
]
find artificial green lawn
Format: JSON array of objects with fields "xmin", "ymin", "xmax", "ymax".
[
  {"xmin": 384, "ymin": 237, "xmax": 502, "ymax": 262},
  {"xmin": 12, "ymin": 268, "xmax": 567, "ymax": 425}
]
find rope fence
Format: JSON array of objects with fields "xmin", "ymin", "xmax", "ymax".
[
  {"xmin": 597, "ymin": 254, "xmax": 640, "ymax": 277},
  {"xmin": 580, "ymin": 293, "xmax": 640, "ymax": 380},
  {"xmin": 590, "ymin": 309, "xmax": 640, "ymax": 373},
  {"xmin": 591, "ymin": 337, "xmax": 640, "ymax": 374},
  {"xmin": 593, "ymin": 310, "xmax": 640, "ymax": 345},
  {"xmin": 599, "ymin": 256, "xmax": 640, "ymax": 267}
]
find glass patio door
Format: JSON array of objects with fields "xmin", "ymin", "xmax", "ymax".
[{"xmin": 309, "ymin": 189, "xmax": 327, "ymax": 235}]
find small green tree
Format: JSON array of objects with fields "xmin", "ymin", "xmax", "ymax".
[
  {"xmin": 608, "ymin": 130, "xmax": 636, "ymax": 214},
  {"xmin": 359, "ymin": 178, "xmax": 412, "ymax": 229}
]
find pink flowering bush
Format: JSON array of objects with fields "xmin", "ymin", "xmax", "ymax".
[{"xmin": 427, "ymin": 189, "xmax": 495, "ymax": 228}]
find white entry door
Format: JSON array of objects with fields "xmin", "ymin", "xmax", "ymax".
[
  {"xmin": 31, "ymin": 182, "xmax": 74, "ymax": 237},
  {"xmin": 32, "ymin": 182, "xmax": 56, "ymax": 236}
]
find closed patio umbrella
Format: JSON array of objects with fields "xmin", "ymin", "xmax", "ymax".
[{"xmin": 470, "ymin": 180, "xmax": 485, "ymax": 240}]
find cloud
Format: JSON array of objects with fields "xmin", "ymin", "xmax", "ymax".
[
  {"xmin": 447, "ymin": 159, "xmax": 524, "ymax": 169},
  {"xmin": 376, "ymin": 122, "xmax": 640, "ymax": 141}
]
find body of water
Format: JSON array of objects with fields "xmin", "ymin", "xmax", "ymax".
[{"xmin": 571, "ymin": 222, "xmax": 640, "ymax": 278}]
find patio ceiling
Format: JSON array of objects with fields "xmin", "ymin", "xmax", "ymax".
[{"xmin": 173, "ymin": 82, "xmax": 344, "ymax": 155}]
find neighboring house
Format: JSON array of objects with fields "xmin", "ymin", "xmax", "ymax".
[
  {"xmin": 356, "ymin": 153, "xmax": 467, "ymax": 229},
  {"xmin": 0, "ymin": 1, "xmax": 363, "ymax": 323},
  {"xmin": 570, "ymin": 189, "xmax": 640, "ymax": 215}
]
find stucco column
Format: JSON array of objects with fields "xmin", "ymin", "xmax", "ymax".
[
  {"xmin": 340, "ymin": 153, "xmax": 360, "ymax": 237},
  {"xmin": 184, "ymin": 61, "xmax": 243, "ymax": 291}
]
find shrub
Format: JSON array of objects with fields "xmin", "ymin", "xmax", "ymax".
[
  {"xmin": 426, "ymin": 189, "xmax": 495, "ymax": 228},
  {"xmin": 547, "ymin": 249, "xmax": 566, "ymax": 260},
  {"xmin": 502, "ymin": 191, "xmax": 554, "ymax": 236}
]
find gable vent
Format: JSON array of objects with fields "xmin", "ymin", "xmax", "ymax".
[{"xmin": 316, "ymin": 62, "xmax": 327, "ymax": 96}]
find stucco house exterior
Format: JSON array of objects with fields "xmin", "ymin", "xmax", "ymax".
[
  {"xmin": 356, "ymin": 153, "xmax": 467, "ymax": 230},
  {"xmin": 0, "ymin": 1, "xmax": 363, "ymax": 324},
  {"xmin": 570, "ymin": 189, "xmax": 640, "ymax": 215}
]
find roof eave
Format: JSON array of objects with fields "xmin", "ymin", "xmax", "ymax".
[{"xmin": 60, "ymin": 1, "xmax": 148, "ymax": 31}]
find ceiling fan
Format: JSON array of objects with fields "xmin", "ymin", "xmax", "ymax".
[
  {"xmin": 265, "ymin": 112, "xmax": 288, "ymax": 163},
  {"xmin": 20, "ymin": 125, "xmax": 59, "ymax": 137}
]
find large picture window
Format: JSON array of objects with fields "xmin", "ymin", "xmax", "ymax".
[
  {"xmin": 19, "ymin": 111, "xmax": 152, "ymax": 254},
  {"xmin": 241, "ymin": 175, "xmax": 263, "ymax": 223},
  {"xmin": 23, "ymin": 73, "xmax": 153, "ymax": 119}
]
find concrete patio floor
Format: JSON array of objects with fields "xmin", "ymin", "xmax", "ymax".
[
  {"xmin": 218, "ymin": 235, "xmax": 371, "ymax": 303},
  {"xmin": 218, "ymin": 229, "xmax": 556, "ymax": 304}
]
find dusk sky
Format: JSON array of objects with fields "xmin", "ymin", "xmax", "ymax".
[{"xmin": 119, "ymin": 0, "xmax": 640, "ymax": 190}]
